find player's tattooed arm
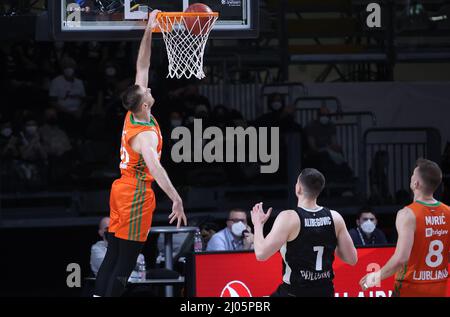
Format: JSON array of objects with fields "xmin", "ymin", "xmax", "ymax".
[
  {"xmin": 138, "ymin": 131, "xmax": 187, "ymax": 228},
  {"xmin": 135, "ymin": 9, "xmax": 161, "ymax": 88}
]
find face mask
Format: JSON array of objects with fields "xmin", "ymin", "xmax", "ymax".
[
  {"xmin": 25, "ymin": 126, "xmax": 38, "ymax": 135},
  {"xmin": 105, "ymin": 67, "xmax": 116, "ymax": 77},
  {"xmin": 319, "ymin": 116, "xmax": 330, "ymax": 125},
  {"xmin": 231, "ymin": 221, "xmax": 247, "ymax": 237},
  {"xmin": 271, "ymin": 102, "xmax": 283, "ymax": 111},
  {"xmin": 1, "ymin": 128, "xmax": 12, "ymax": 137},
  {"xmin": 360, "ymin": 220, "xmax": 376, "ymax": 234},
  {"xmin": 64, "ymin": 68, "xmax": 75, "ymax": 77},
  {"xmin": 171, "ymin": 119, "xmax": 182, "ymax": 127}
]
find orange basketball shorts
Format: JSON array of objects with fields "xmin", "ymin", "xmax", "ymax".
[{"xmin": 108, "ymin": 177, "xmax": 156, "ymax": 242}]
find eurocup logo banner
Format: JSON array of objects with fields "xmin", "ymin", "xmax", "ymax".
[
  {"xmin": 194, "ymin": 248, "xmax": 450, "ymax": 297},
  {"xmin": 195, "ymin": 252, "xmax": 283, "ymax": 297},
  {"xmin": 220, "ymin": 281, "xmax": 253, "ymax": 297}
]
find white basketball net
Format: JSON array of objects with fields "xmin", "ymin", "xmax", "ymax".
[{"xmin": 157, "ymin": 14, "xmax": 218, "ymax": 80}]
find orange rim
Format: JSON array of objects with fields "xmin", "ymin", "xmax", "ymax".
[
  {"xmin": 155, "ymin": 11, "xmax": 219, "ymax": 33},
  {"xmin": 157, "ymin": 12, "xmax": 219, "ymax": 18}
]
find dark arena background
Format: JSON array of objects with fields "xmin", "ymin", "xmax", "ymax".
[{"xmin": 0, "ymin": 0, "xmax": 450, "ymax": 300}]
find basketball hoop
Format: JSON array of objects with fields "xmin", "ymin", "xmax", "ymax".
[{"xmin": 156, "ymin": 12, "xmax": 219, "ymax": 80}]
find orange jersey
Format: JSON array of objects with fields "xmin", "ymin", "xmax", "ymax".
[
  {"xmin": 394, "ymin": 200, "xmax": 450, "ymax": 297},
  {"xmin": 119, "ymin": 111, "xmax": 163, "ymax": 183},
  {"xmin": 108, "ymin": 111, "xmax": 163, "ymax": 242}
]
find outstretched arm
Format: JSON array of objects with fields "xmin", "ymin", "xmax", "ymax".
[
  {"xmin": 331, "ymin": 210, "xmax": 358, "ymax": 265},
  {"xmin": 135, "ymin": 9, "xmax": 160, "ymax": 87},
  {"xmin": 360, "ymin": 207, "xmax": 415, "ymax": 290},
  {"xmin": 138, "ymin": 131, "xmax": 187, "ymax": 228},
  {"xmin": 251, "ymin": 203, "xmax": 298, "ymax": 261}
]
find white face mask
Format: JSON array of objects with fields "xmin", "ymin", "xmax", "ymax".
[
  {"xmin": 64, "ymin": 68, "xmax": 75, "ymax": 77},
  {"xmin": 360, "ymin": 220, "xmax": 376, "ymax": 234},
  {"xmin": 1, "ymin": 128, "xmax": 12, "ymax": 137},
  {"xmin": 231, "ymin": 221, "xmax": 247, "ymax": 237}
]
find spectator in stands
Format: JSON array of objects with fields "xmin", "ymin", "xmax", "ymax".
[
  {"xmin": 201, "ymin": 222, "xmax": 219, "ymax": 247},
  {"xmin": 168, "ymin": 83, "xmax": 210, "ymax": 117},
  {"xmin": 0, "ymin": 120, "xmax": 19, "ymax": 160},
  {"xmin": 255, "ymin": 93, "xmax": 301, "ymax": 133},
  {"xmin": 206, "ymin": 209, "xmax": 254, "ymax": 251},
  {"xmin": 169, "ymin": 110, "xmax": 184, "ymax": 129},
  {"xmin": 0, "ymin": 120, "xmax": 21, "ymax": 190},
  {"xmin": 97, "ymin": 62, "xmax": 120, "ymax": 111},
  {"xmin": 368, "ymin": 150, "xmax": 392, "ymax": 204},
  {"xmin": 0, "ymin": 42, "xmax": 19, "ymax": 83},
  {"xmin": 52, "ymin": 41, "xmax": 68, "ymax": 65},
  {"xmin": 194, "ymin": 103, "xmax": 210, "ymax": 121},
  {"xmin": 19, "ymin": 119, "xmax": 47, "ymax": 162},
  {"xmin": 79, "ymin": 41, "xmax": 104, "ymax": 81},
  {"xmin": 229, "ymin": 109, "xmax": 249, "ymax": 128},
  {"xmin": 41, "ymin": 42, "xmax": 70, "ymax": 79},
  {"xmin": 49, "ymin": 57, "xmax": 86, "ymax": 132},
  {"xmin": 83, "ymin": 61, "xmax": 122, "ymax": 141},
  {"xmin": 90, "ymin": 217, "xmax": 145, "ymax": 278},
  {"xmin": 16, "ymin": 118, "xmax": 48, "ymax": 190},
  {"xmin": 90, "ymin": 217, "xmax": 110, "ymax": 276},
  {"xmin": 348, "ymin": 207, "xmax": 388, "ymax": 247},
  {"xmin": 210, "ymin": 105, "xmax": 231, "ymax": 130},
  {"xmin": 304, "ymin": 105, "xmax": 353, "ymax": 182},
  {"xmin": 16, "ymin": 40, "xmax": 39, "ymax": 79},
  {"xmin": 39, "ymin": 108, "xmax": 73, "ymax": 186},
  {"xmin": 40, "ymin": 108, "xmax": 72, "ymax": 157}
]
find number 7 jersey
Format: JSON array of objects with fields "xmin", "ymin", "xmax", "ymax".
[
  {"xmin": 119, "ymin": 111, "xmax": 163, "ymax": 183},
  {"xmin": 394, "ymin": 200, "xmax": 450, "ymax": 297}
]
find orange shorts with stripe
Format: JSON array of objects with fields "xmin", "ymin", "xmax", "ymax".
[
  {"xmin": 108, "ymin": 177, "xmax": 156, "ymax": 242},
  {"xmin": 393, "ymin": 281, "xmax": 447, "ymax": 297}
]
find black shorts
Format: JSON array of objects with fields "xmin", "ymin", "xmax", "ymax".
[{"xmin": 271, "ymin": 283, "xmax": 334, "ymax": 297}]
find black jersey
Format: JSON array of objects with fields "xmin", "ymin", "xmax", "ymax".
[{"xmin": 280, "ymin": 206, "xmax": 337, "ymax": 289}]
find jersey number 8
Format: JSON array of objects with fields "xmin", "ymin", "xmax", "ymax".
[{"xmin": 425, "ymin": 240, "xmax": 444, "ymax": 268}]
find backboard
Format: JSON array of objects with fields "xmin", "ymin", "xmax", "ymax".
[{"xmin": 51, "ymin": 0, "xmax": 259, "ymax": 40}]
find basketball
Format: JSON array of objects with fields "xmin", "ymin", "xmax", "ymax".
[{"xmin": 184, "ymin": 3, "xmax": 213, "ymax": 36}]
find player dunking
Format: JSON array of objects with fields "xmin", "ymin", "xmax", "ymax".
[
  {"xmin": 360, "ymin": 159, "xmax": 450, "ymax": 297},
  {"xmin": 94, "ymin": 10, "xmax": 187, "ymax": 297},
  {"xmin": 251, "ymin": 168, "xmax": 358, "ymax": 297}
]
